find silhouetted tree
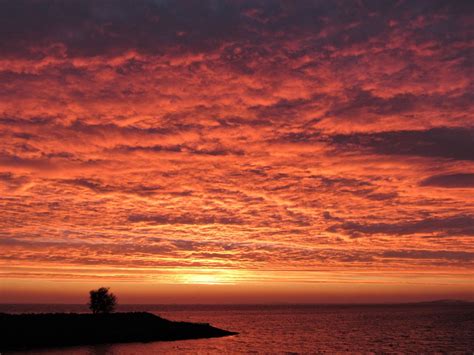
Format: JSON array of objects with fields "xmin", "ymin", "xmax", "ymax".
[{"xmin": 89, "ymin": 287, "xmax": 117, "ymax": 314}]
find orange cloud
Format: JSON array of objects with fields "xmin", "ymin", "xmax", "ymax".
[{"xmin": 0, "ymin": 0, "xmax": 473, "ymax": 303}]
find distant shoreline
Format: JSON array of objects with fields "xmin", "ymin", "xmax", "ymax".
[
  {"xmin": 0, "ymin": 299, "xmax": 472, "ymax": 307},
  {"xmin": 0, "ymin": 312, "xmax": 238, "ymax": 351}
]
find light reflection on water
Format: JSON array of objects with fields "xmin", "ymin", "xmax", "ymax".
[{"xmin": 3, "ymin": 304, "xmax": 474, "ymax": 354}]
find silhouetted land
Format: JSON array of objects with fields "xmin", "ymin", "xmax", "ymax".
[
  {"xmin": 0, "ymin": 312, "xmax": 238, "ymax": 350},
  {"xmin": 415, "ymin": 299, "xmax": 472, "ymax": 305}
]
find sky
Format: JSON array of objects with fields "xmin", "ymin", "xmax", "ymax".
[{"xmin": 0, "ymin": 0, "xmax": 473, "ymax": 304}]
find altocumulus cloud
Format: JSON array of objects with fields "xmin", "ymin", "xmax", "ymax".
[{"xmin": 0, "ymin": 0, "xmax": 473, "ymax": 287}]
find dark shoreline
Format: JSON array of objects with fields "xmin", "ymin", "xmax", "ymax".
[{"xmin": 0, "ymin": 312, "xmax": 238, "ymax": 351}]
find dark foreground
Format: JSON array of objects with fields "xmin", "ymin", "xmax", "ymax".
[{"xmin": 0, "ymin": 312, "xmax": 238, "ymax": 351}]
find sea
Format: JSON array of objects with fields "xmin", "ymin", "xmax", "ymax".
[{"xmin": 1, "ymin": 303, "xmax": 473, "ymax": 354}]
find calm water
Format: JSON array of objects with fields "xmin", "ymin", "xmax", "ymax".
[{"xmin": 2, "ymin": 303, "xmax": 473, "ymax": 354}]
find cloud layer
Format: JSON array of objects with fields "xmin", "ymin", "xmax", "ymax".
[{"xmin": 1, "ymin": 0, "xmax": 473, "ymax": 300}]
